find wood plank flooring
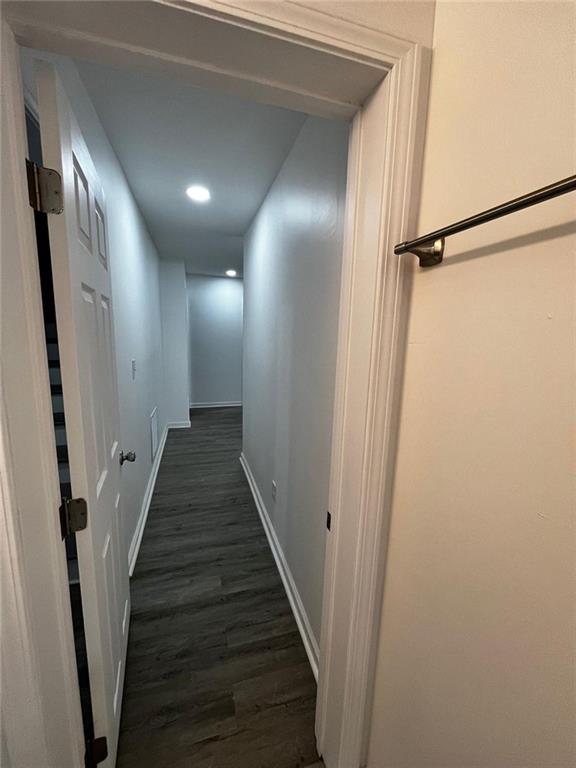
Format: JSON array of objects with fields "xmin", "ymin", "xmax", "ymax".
[{"xmin": 117, "ymin": 407, "xmax": 321, "ymax": 768}]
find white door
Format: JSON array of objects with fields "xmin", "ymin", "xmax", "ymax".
[{"xmin": 36, "ymin": 60, "xmax": 129, "ymax": 767}]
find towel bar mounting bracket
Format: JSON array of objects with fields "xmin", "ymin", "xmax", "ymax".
[{"xmin": 408, "ymin": 237, "xmax": 445, "ymax": 267}]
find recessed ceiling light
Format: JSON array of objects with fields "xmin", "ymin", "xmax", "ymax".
[
  {"xmin": 186, "ymin": 184, "xmax": 211, "ymax": 203},
  {"xmin": 225, "ymin": 269, "xmax": 237, "ymax": 277}
]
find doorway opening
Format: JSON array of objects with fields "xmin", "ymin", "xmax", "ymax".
[
  {"xmin": 23, "ymin": 47, "xmax": 349, "ymax": 767},
  {"xmin": 4, "ymin": 5, "xmax": 429, "ymax": 766}
]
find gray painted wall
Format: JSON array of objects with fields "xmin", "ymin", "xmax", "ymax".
[
  {"xmin": 243, "ymin": 116, "xmax": 349, "ymax": 642},
  {"xmin": 160, "ymin": 261, "xmax": 190, "ymax": 426},
  {"xmin": 187, "ymin": 275, "xmax": 243, "ymax": 407}
]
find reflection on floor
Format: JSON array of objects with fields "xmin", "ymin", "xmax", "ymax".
[{"xmin": 117, "ymin": 407, "xmax": 321, "ymax": 768}]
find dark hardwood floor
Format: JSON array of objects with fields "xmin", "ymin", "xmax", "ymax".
[{"xmin": 117, "ymin": 407, "xmax": 321, "ymax": 768}]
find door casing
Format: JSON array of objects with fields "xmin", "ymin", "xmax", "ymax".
[{"xmin": 1, "ymin": 3, "xmax": 431, "ymax": 766}]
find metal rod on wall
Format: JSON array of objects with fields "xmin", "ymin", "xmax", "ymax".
[{"xmin": 395, "ymin": 174, "xmax": 576, "ymax": 267}]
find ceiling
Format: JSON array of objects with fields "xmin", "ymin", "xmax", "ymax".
[{"xmin": 76, "ymin": 60, "xmax": 308, "ymax": 276}]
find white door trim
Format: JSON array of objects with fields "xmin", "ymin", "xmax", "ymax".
[
  {"xmin": 1, "ymin": 15, "xmax": 84, "ymax": 768},
  {"xmin": 317, "ymin": 45, "xmax": 431, "ymax": 767},
  {"xmin": 2, "ymin": 4, "xmax": 431, "ymax": 766}
]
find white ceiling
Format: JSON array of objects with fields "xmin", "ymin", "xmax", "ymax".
[{"xmin": 76, "ymin": 60, "xmax": 308, "ymax": 276}]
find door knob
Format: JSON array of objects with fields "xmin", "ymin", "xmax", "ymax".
[{"xmin": 119, "ymin": 450, "xmax": 136, "ymax": 466}]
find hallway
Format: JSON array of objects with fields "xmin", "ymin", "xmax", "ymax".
[{"xmin": 117, "ymin": 408, "xmax": 321, "ymax": 768}]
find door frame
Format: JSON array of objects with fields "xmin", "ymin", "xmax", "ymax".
[
  {"xmin": 1, "ymin": 18, "xmax": 85, "ymax": 768},
  {"xmin": 1, "ymin": 3, "xmax": 431, "ymax": 766}
]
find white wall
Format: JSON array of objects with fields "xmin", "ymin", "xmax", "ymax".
[
  {"xmin": 160, "ymin": 260, "xmax": 190, "ymax": 426},
  {"xmin": 368, "ymin": 3, "xmax": 576, "ymax": 767},
  {"xmin": 21, "ymin": 49, "xmax": 169, "ymax": 569},
  {"xmin": 187, "ymin": 275, "xmax": 243, "ymax": 407},
  {"xmin": 243, "ymin": 116, "xmax": 349, "ymax": 645}
]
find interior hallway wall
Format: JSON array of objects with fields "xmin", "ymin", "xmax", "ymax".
[
  {"xmin": 187, "ymin": 275, "xmax": 243, "ymax": 407},
  {"xmin": 160, "ymin": 260, "xmax": 190, "ymax": 426},
  {"xmin": 243, "ymin": 116, "xmax": 349, "ymax": 649},
  {"xmin": 21, "ymin": 50, "xmax": 169, "ymax": 571},
  {"xmin": 368, "ymin": 3, "xmax": 576, "ymax": 767}
]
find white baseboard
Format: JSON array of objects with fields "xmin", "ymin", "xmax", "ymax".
[
  {"xmin": 167, "ymin": 420, "xmax": 191, "ymax": 428},
  {"xmin": 189, "ymin": 401, "xmax": 242, "ymax": 409},
  {"xmin": 239, "ymin": 453, "xmax": 319, "ymax": 681},
  {"xmin": 128, "ymin": 425, "xmax": 168, "ymax": 576}
]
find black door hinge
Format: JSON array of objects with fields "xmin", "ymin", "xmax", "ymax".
[
  {"xmin": 26, "ymin": 158, "xmax": 63, "ymax": 214},
  {"xmin": 326, "ymin": 511, "xmax": 332, "ymax": 531},
  {"xmin": 59, "ymin": 497, "xmax": 88, "ymax": 538},
  {"xmin": 85, "ymin": 736, "xmax": 108, "ymax": 767}
]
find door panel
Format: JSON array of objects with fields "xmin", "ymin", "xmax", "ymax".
[{"xmin": 36, "ymin": 60, "xmax": 129, "ymax": 766}]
